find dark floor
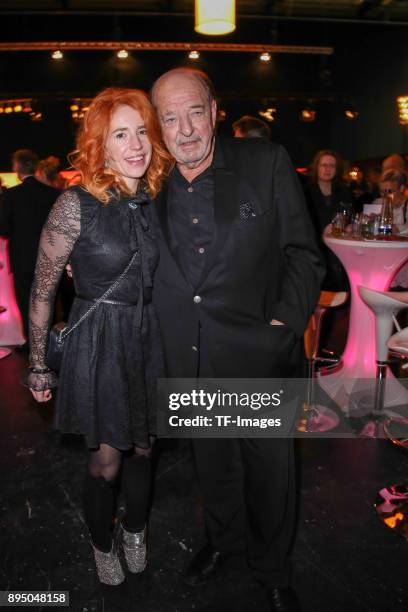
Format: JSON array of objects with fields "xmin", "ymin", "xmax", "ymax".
[{"xmin": 1, "ymin": 350, "xmax": 408, "ymax": 612}]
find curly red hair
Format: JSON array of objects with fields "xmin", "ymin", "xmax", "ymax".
[{"xmin": 70, "ymin": 87, "xmax": 173, "ymax": 203}]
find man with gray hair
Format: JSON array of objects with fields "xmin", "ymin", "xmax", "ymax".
[{"xmin": 151, "ymin": 68, "xmax": 324, "ymax": 611}]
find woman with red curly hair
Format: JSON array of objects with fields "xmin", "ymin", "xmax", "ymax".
[{"xmin": 25, "ymin": 88, "xmax": 173, "ymax": 585}]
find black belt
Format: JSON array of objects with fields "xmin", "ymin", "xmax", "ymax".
[{"xmin": 76, "ymin": 288, "xmax": 152, "ymax": 306}]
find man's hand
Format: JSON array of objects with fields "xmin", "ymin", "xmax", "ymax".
[
  {"xmin": 66, "ymin": 263, "xmax": 73, "ymax": 278},
  {"xmin": 270, "ymin": 319, "xmax": 285, "ymax": 325}
]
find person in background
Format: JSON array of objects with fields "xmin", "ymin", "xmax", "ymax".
[
  {"xmin": 305, "ymin": 149, "xmax": 354, "ymax": 238},
  {"xmin": 304, "ymin": 149, "xmax": 354, "ymax": 354},
  {"xmin": 0, "ymin": 149, "xmax": 60, "ymax": 345},
  {"xmin": 36, "ymin": 156, "xmax": 66, "ymax": 189},
  {"xmin": 381, "ymin": 153, "xmax": 406, "ymax": 174},
  {"xmin": 372, "ymin": 169, "xmax": 408, "ymax": 232},
  {"xmin": 232, "ymin": 115, "xmax": 271, "ymax": 139},
  {"xmin": 375, "ymin": 169, "xmax": 408, "ymax": 293}
]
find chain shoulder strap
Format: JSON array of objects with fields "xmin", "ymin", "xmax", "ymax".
[{"xmin": 60, "ymin": 249, "xmax": 139, "ymax": 341}]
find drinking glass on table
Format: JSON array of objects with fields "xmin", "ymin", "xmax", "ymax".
[
  {"xmin": 351, "ymin": 212, "xmax": 363, "ymax": 238},
  {"xmin": 331, "ymin": 211, "xmax": 347, "ymax": 236}
]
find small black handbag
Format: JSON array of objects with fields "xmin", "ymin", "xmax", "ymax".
[
  {"xmin": 45, "ymin": 250, "xmax": 139, "ymax": 372},
  {"xmin": 45, "ymin": 321, "xmax": 69, "ymax": 372}
]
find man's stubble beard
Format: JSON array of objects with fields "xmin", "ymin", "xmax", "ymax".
[{"xmin": 176, "ymin": 135, "xmax": 215, "ymax": 170}]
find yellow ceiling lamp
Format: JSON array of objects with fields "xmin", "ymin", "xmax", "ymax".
[{"xmin": 195, "ymin": 0, "xmax": 236, "ymax": 35}]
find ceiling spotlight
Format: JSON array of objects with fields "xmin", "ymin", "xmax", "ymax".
[
  {"xmin": 52, "ymin": 50, "xmax": 63, "ymax": 60},
  {"xmin": 260, "ymin": 51, "xmax": 272, "ymax": 62},
  {"xmin": 188, "ymin": 50, "xmax": 200, "ymax": 60},
  {"xmin": 397, "ymin": 96, "xmax": 408, "ymax": 125},
  {"xmin": 70, "ymin": 104, "xmax": 79, "ymax": 111},
  {"xmin": 301, "ymin": 108, "xmax": 316, "ymax": 122},
  {"xmin": 0, "ymin": 107, "xmax": 4, "ymax": 114},
  {"xmin": 13, "ymin": 104, "xmax": 23, "ymax": 113},
  {"xmin": 345, "ymin": 108, "xmax": 359, "ymax": 120},
  {"xmin": 5, "ymin": 106, "xmax": 13, "ymax": 114},
  {"xmin": 259, "ymin": 107, "xmax": 277, "ymax": 122},
  {"xmin": 117, "ymin": 49, "xmax": 128, "ymax": 59},
  {"xmin": 23, "ymin": 105, "xmax": 32, "ymax": 113}
]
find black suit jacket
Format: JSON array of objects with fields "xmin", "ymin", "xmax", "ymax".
[
  {"xmin": 0, "ymin": 176, "xmax": 60, "ymax": 283},
  {"xmin": 152, "ymin": 137, "xmax": 325, "ymax": 378}
]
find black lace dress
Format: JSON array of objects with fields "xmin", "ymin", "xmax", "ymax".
[{"xmin": 28, "ymin": 185, "xmax": 164, "ymax": 450}]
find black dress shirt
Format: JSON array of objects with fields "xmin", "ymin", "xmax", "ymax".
[{"xmin": 167, "ymin": 165, "xmax": 216, "ymax": 289}]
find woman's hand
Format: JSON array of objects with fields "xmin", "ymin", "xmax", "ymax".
[{"xmin": 30, "ymin": 388, "xmax": 52, "ymax": 402}]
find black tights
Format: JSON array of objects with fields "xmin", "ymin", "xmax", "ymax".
[{"xmin": 83, "ymin": 443, "xmax": 152, "ymax": 552}]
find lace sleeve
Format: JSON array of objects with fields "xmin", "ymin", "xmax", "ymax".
[{"xmin": 27, "ymin": 189, "xmax": 81, "ymax": 389}]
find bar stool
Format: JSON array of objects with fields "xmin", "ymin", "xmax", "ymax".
[
  {"xmin": 0, "ymin": 305, "xmax": 12, "ymax": 360},
  {"xmin": 357, "ymin": 288, "xmax": 408, "ymax": 435},
  {"xmin": 297, "ymin": 290, "xmax": 347, "ymax": 433},
  {"xmin": 383, "ymin": 325, "xmax": 408, "ymax": 449}
]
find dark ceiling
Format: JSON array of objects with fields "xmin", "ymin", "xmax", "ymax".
[
  {"xmin": 1, "ymin": 0, "xmax": 408, "ymax": 24},
  {"xmin": 0, "ymin": 1, "xmax": 407, "ymax": 20}
]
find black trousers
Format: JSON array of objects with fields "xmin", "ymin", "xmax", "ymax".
[
  {"xmin": 193, "ymin": 325, "xmax": 296, "ymax": 588},
  {"xmin": 192, "ymin": 437, "xmax": 295, "ymax": 587}
]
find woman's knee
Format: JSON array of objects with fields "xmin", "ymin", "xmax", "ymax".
[{"xmin": 88, "ymin": 447, "xmax": 122, "ymax": 480}]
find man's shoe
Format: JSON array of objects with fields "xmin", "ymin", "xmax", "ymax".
[
  {"xmin": 266, "ymin": 587, "xmax": 300, "ymax": 612},
  {"xmin": 184, "ymin": 544, "xmax": 226, "ymax": 586}
]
